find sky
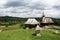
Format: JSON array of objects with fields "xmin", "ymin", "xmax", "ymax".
[{"xmin": 0, "ymin": 0, "xmax": 60, "ymax": 18}]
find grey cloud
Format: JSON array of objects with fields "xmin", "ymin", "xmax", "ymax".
[
  {"xmin": 5, "ymin": 9, "xmax": 30, "ymax": 13},
  {"xmin": 25, "ymin": 0, "xmax": 47, "ymax": 10},
  {"xmin": 1, "ymin": 0, "xmax": 60, "ymax": 10},
  {"xmin": 0, "ymin": 13, "xmax": 6, "ymax": 16},
  {"xmin": 4, "ymin": 0, "xmax": 28, "ymax": 8},
  {"xmin": 10, "ymin": 11, "xmax": 29, "ymax": 13},
  {"xmin": 27, "ymin": 3, "xmax": 47, "ymax": 10},
  {"xmin": 4, "ymin": 0, "xmax": 47, "ymax": 10},
  {"xmin": 53, "ymin": 6, "xmax": 60, "ymax": 10}
]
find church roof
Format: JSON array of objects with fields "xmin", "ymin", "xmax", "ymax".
[
  {"xmin": 25, "ymin": 18, "xmax": 39, "ymax": 24},
  {"xmin": 41, "ymin": 17, "xmax": 54, "ymax": 23}
]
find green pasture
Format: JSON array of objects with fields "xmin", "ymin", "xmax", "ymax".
[
  {"xmin": 0, "ymin": 22, "xmax": 60, "ymax": 40},
  {"xmin": 0, "ymin": 29, "xmax": 60, "ymax": 40}
]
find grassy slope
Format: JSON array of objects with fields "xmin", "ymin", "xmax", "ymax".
[{"xmin": 0, "ymin": 29, "xmax": 60, "ymax": 40}]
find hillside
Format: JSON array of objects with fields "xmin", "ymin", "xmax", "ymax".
[{"xmin": 0, "ymin": 16, "xmax": 60, "ymax": 26}]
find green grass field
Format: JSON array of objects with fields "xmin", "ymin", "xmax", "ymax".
[
  {"xmin": 0, "ymin": 29, "xmax": 60, "ymax": 40},
  {"xmin": 0, "ymin": 22, "xmax": 60, "ymax": 40}
]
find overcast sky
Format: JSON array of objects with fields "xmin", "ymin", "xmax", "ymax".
[{"xmin": 0, "ymin": 0, "xmax": 60, "ymax": 18}]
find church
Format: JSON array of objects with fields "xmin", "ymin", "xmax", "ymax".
[{"xmin": 40, "ymin": 12, "xmax": 54, "ymax": 27}]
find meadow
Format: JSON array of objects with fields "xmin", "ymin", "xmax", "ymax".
[{"xmin": 0, "ymin": 28, "xmax": 60, "ymax": 40}]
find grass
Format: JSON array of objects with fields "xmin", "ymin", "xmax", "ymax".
[
  {"xmin": 0, "ymin": 29, "xmax": 60, "ymax": 40},
  {"xmin": 0, "ymin": 24, "xmax": 21, "ymax": 29}
]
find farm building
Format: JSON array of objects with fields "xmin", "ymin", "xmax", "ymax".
[{"xmin": 24, "ymin": 18, "xmax": 39, "ymax": 29}]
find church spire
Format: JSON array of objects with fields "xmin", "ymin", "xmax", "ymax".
[{"xmin": 42, "ymin": 11, "xmax": 45, "ymax": 17}]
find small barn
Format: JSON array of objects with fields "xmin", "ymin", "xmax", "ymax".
[{"xmin": 24, "ymin": 18, "xmax": 39, "ymax": 29}]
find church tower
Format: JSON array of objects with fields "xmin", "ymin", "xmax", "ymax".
[
  {"xmin": 40, "ymin": 11, "xmax": 54, "ymax": 28},
  {"xmin": 41, "ymin": 12, "xmax": 46, "ymax": 23},
  {"xmin": 42, "ymin": 12, "xmax": 45, "ymax": 17}
]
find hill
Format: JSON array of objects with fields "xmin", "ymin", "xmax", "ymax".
[{"xmin": 0, "ymin": 16, "xmax": 60, "ymax": 26}]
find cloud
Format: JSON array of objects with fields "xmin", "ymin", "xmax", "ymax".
[
  {"xmin": 0, "ymin": 13, "xmax": 6, "ymax": 16},
  {"xmin": 4, "ymin": 0, "xmax": 28, "ymax": 7},
  {"xmin": 44, "ymin": 10, "xmax": 60, "ymax": 18},
  {"xmin": 53, "ymin": 6, "xmax": 60, "ymax": 10},
  {"xmin": 3, "ymin": 0, "xmax": 60, "ymax": 10},
  {"xmin": 0, "ymin": 0, "xmax": 8, "ymax": 5},
  {"xmin": 0, "ymin": 7, "xmax": 60, "ymax": 18},
  {"xmin": 0, "ymin": 0, "xmax": 60, "ymax": 18}
]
